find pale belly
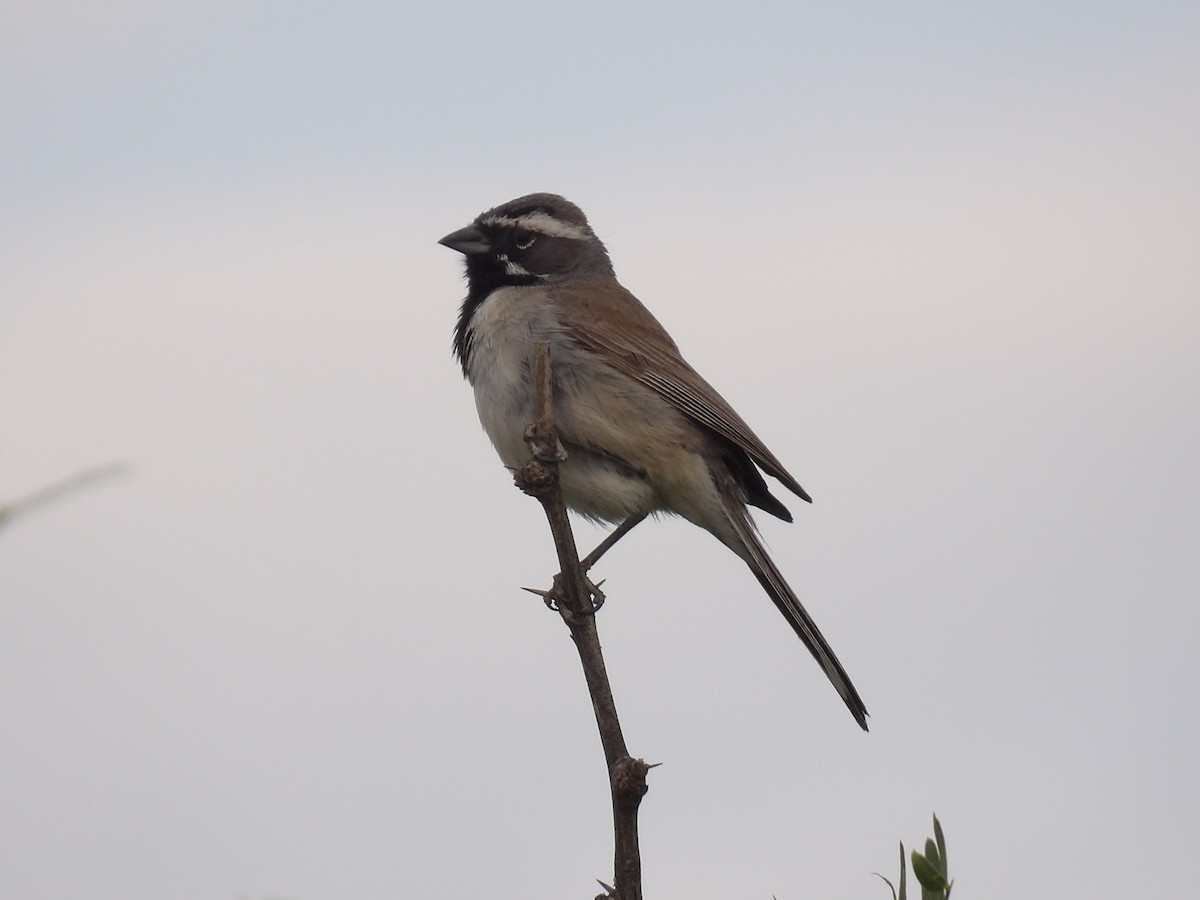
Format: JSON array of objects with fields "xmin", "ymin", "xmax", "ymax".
[{"xmin": 465, "ymin": 288, "xmax": 686, "ymax": 523}]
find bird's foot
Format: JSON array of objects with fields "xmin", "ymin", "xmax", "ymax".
[
  {"xmin": 522, "ymin": 574, "xmax": 607, "ymax": 613},
  {"xmin": 522, "ymin": 421, "xmax": 567, "ymax": 464}
]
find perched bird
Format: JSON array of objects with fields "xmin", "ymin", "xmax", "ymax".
[{"xmin": 440, "ymin": 193, "xmax": 868, "ymax": 730}]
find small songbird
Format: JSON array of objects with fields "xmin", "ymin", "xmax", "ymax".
[{"xmin": 439, "ymin": 193, "xmax": 868, "ymax": 730}]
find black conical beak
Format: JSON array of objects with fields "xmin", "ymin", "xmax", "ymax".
[{"xmin": 438, "ymin": 223, "xmax": 490, "ymax": 256}]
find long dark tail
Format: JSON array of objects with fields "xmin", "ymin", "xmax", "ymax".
[{"xmin": 721, "ymin": 497, "xmax": 869, "ymax": 730}]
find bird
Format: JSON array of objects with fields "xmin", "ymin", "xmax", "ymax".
[{"xmin": 439, "ymin": 193, "xmax": 868, "ymax": 730}]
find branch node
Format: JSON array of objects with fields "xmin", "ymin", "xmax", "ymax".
[
  {"xmin": 611, "ymin": 756, "xmax": 653, "ymax": 803},
  {"xmin": 523, "ymin": 421, "xmax": 567, "ymax": 464},
  {"xmin": 512, "ymin": 458, "xmax": 558, "ymax": 500}
]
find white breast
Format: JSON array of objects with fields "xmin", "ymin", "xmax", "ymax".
[
  {"xmin": 463, "ymin": 285, "xmax": 682, "ymax": 523},
  {"xmin": 464, "ymin": 287, "xmax": 549, "ymax": 470}
]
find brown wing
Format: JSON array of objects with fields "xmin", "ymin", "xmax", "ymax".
[{"xmin": 553, "ymin": 280, "xmax": 812, "ymax": 504}]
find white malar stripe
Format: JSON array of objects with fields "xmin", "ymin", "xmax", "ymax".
[
  {"xmin": 481, "ymin": 212, "xmax": 589, "ymax": 240},
  {"xmin": 498, "ymin": 253, "xmax": 538, "ymax": 277}
]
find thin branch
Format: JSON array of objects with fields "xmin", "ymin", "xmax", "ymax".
[{"xmin": 513, "ymin": 342, "xmax": 650, "ymax": 900}]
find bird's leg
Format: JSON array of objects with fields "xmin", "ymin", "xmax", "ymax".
[
  {"xmin": 580, "ymin": 513, "xmax": 647, "ymax": 572},
  {"xmin": 524, "ymin": 513, "xmax": 647, "ymax": 612}
]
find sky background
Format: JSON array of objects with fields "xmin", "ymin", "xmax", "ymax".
[{"xmin": 2, "ymin": 2, "xmax": 1198, "ymax": 898}]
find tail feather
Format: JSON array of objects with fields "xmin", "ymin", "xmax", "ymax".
[{"xmin": 722, "ymin": 498, "xmax": 869, "ymax": 731}]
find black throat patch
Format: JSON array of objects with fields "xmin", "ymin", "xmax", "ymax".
[{"xmin": 451, "ymin": 255, "xmax": 538, "ymax": 376}]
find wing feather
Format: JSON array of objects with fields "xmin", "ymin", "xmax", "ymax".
[{"xmin": 554, "ymin": 282, "xmax": 812, "ymax": 503}]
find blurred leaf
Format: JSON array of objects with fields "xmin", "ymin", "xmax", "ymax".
[{"xmin": 0, "ymin": 463, "xmax": 128, "ymax": 531}]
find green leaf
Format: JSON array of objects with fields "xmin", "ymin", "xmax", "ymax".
[
  {"xmin": 924, "ymin": 837, "xmax": 941, "ymax": 875},
  {"xmin": 876, "ymin": 841, "xmax": 908, "ymax": 900},
  {"xmin": 933, "ymin": 815, "xmax": 947, "ymax": 879},
  {"xmin": 873, "ymin": 872, "xmax": 898, "ymax": 900},
  {"xmin": 912, "ymin": 850, "xmax": 949, "ymax": 896}
]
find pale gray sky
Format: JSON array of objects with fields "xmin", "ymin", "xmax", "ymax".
[{"xmin": 2, "ymin": 2, "xmax": 1198, "ymax": 898}]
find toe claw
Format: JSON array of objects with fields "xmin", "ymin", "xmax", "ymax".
[{"xmin": 526, "ymin": 573, "xmax": 607, "ymax": 613}]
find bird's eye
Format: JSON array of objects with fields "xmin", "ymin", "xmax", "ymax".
[{"xmin": 514, "ymin": 232, "xmax": 537, "ymax": 251}]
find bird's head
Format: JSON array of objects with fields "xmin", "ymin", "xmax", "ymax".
[{"xmin": 439, "ymin": 193, "xmax": 613, "ymax": 288}]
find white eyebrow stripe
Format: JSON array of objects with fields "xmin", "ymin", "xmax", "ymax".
[{"xmin": 482, "ymin": 212, "xmax": 589, "ymax": 240}]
